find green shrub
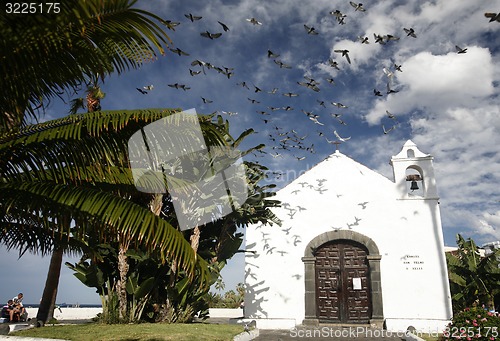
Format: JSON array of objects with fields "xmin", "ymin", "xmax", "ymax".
[{"xmin": 442, "ymin": 307, "xmax": 500, "ymax": 341}]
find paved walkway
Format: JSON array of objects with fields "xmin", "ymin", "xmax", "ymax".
[
  {"xmin": 206, "ymin": 317, "xmax": 408, "ymax": 340},
  {"xmin": 254, "ymin": 327, "xmax": 406, "ymax": 340}
]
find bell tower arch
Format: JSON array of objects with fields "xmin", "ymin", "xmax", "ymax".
[{"xmin": 390, "ymin": 140, "xmax": 438, "ymax": 199}]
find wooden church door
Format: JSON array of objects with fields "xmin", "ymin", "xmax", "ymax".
[{"xmin": 314, "ymin": 240, "xmax": 371, "ymax": 323}]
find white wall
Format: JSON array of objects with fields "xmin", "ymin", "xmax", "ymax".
[{"xmin": 245, "ymin": 147, "xmax": 452, "ymax": 331}]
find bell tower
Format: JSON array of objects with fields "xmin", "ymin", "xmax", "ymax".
[{"xmin": 390, "ymin": 140, "xmax": 439, "ymax": 200}]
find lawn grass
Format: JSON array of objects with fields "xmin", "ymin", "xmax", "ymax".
[{"xmin": 13, "ymin": 322, "xmax": 244, "ymax": 341}]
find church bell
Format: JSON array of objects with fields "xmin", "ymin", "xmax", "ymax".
[{"xmin": 410, "ymin": 180, "xmax": 419, "ymax": 191}]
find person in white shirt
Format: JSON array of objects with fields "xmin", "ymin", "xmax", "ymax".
[{"xmin": 12, "ymin": 293, "xmax": 26, "ymax": 321}]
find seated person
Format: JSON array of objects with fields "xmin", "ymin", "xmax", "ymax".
[
  {"xmin": 1, "ymin": 300, "xmax": 13, "ymax": 320},
  {"xmin": 1, "ymin": 300, "xmax": 19, "ymax": 322},
  {"xmin": 12, "ymin": 293, "xmax": 26, "ymax": 321}
]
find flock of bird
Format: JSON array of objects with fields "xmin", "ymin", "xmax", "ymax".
[{"xmin": 132, "ymin": 3, "xmax": 497, "ymax": 173}]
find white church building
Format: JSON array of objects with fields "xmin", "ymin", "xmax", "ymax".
[{"xmin": 244, "ymin": 140, "xmax": 453, "ymax": 332}]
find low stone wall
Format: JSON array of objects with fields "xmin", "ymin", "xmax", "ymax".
[
  {"xmin": 22, "ymin": 307, "xmax": 243, "ymax": 321},
  {"xmin": 25, "ymin": 307, "xmax": 102, "ymax": 321},
  {"xmin": 208, "ymin": 308, "xmax": 243, "ymax": 318}
]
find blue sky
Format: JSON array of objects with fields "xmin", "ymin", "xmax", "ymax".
[{"xmin": 1, "ymin": 0, "xmax": 499, "ymax": 305}]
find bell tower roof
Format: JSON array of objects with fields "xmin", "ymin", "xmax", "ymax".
[{"xmin": 391, "ymin": 140, "xmax": 430, "ymax": 161}]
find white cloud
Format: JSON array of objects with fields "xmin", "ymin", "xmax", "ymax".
[
  {"xmin": 474, "ymin": 214, "xmax": 500, "ymax": 241},
  {"xmin": 400, "ymin": 47, "xmax": 494, "ymax": 103},
  {"xmin": 364, "ymin": 46, "xmax": 495, "ymax": 124}
]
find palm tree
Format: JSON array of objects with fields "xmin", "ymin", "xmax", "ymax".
[
  {"xmin": 63, "ymin": 124, "xmax": 281, "ymax": 322},
  {"xmin": 0, "ymin": 0, "xmax": 175, "ymax": 324},
  {"xmin": 0, "ymin": 0, "xmax": 172, "ymax": 132},
  {"xmin": 0, "ymin": 109, "xmax": 232, "ymax": 324},
  {"xmin": 0, "ymin": 0, "xmax": 278, "ymax": 325},
  {"xmin": 446, "ymin": 234, "xmax": 500, "ymax": 312}
]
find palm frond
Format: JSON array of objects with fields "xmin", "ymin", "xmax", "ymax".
[
  {"xmin": 1, "ymin": 0, "xmax": 172, "ymax": 129},
  {"xmin": 0, "ymin": 181, "xmax": 210, "ymax": 284}
]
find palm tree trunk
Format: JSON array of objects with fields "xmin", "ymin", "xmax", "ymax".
[
  {"xmin": 190, "ymin": 226, "xmax": 200, "ymax": 254},
  {"xmin": 116, "ymin": 245, "xmax": 129, "ymax": 321},
  {"xmin": 36, "ymin": 247, "xmax": 63, "ymax": 326}
]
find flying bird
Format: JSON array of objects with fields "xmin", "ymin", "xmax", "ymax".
[
  {"xmin": 217, "ymin": 66, "xmax": 234, "ymax": 78},
  {"xmin": 374, "ymin": 33, "xmax": 386, "ymax": 44},
  {"xmin": 169, "ymin": 47, "xmax": 189, "ymax": 56},
  {"xmin": 374, "ymin": 89, "xmax": 383, "ymax": 96},
  {"xmin": 383, "ymin": 67, "xmax": 394, "ymax": 79},
  {"xmin": 201, "ymin": 97, "xmax": 213, "ymax": 104},
  {"xmin": 331, "ymin": 102, "xmax": 347, "ymax": 108},
  {"xmin": 200, "ymin": 31, "xmax": 222, "ymax": 39},
  {"xmin": 190, "ymin": 59, "xmax": 208, "ymax": 74},
  {"xmin": 383, "ymin": 125, "xmax": 396, "ymax": 135},
  {"xmin": 349, "ymin": 2, "xmax": 366, "ymax": 11},
  {"xmin": 386, "ymin": 110, "xmax": 396, "ymax": 119},
  {"xmin": 283, "ymin": 92, "xmax": 299, "ymax": 97},
  {"xmin": 267, "ymin": 49, "xmax": 280, "ymax": 58},
  {"xmin": 455, "ymin": 45, "xmax": 467, "ymax": 54},
  {"xmin": 327, "ymin": 58, "xmax": 340, "ymax": 70},
  {"xmin": 297, "ymin": 81, "xmax": 320, "ymax": 92},
  {"xmin": 309, "ymin": 116, "xmax": 324, "ymax": 125},
  {"xmin": 304, "ymin": 24, "xmax": 319, "ymax": 35},
  {"xmin": 403, "ymin": 27, "xmax": 417, "ymax": 38},
  {"xmin": 184, "ymin": 13, "xmax": 202, "ymax": 22},
  {"xmin": 330, "ymin": 10, "xmax": 346, "ymax": 24},
  {"xmin": 358, "ymin": 35, "xmax": 369, "ymax": 44},
  {"xmin": 301, "ymin": 110, "xmax": 314, "ymax": 117},
  {"xmin": 358, "ymin": 202, "xmax": 369, "ymax": 209},
  {"xmin": 334, "ymin": 130, "xmax": 351, "ymax": 142},
  {"xmin": 136, "ymin": 88, "xmax": 148, "ymax": 94},
  {"xmin": 274, "ymin": 59, "xmax": 292, "ymax": 69},
  {"xmin": 246, "ymin": 17, "xmax": 262, "ymax": 25},
  {"xmin": 387, "ymin": 82, "xmax": 399, "ymax": 94},
  {"xmin": 334, "ymin": 49, "xmax": 351, "ymax": 64},
  {"xmin": 164, "ymin": 20, "xmax": 180, "ymax": 31},
  {"xmin": 221, "ymin": 111, "xmax": 238, "ymax": 116},
  {"xmin": 484, "ymin": 12, "xmax": 500, "ymax": 22},
  {"xmin": 385, "ymin": 34, "xmax": 400, "ymax": 42},
  {"xmin": 168, "ymin": 83, "xmax": 191, "ymax": 90},
  {"xmin": 190, "ymin": 59, "xmax": 207, "ymax": 67},
  {"xmin": 237, "ymin": 81, "xmax": 250, "ymax": 89},
  {"xmin": 217, "ymin": 21, "xmax": 230, "ymax": 31}
]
